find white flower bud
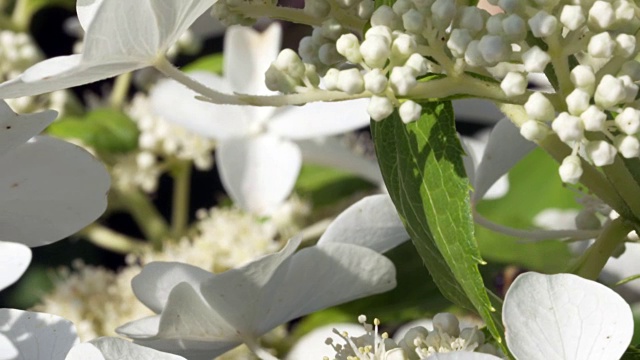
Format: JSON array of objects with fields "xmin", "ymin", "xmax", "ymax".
[
  {"xmin": 497, "ymin": 0, "xmax": 520, "ymax": 13},
  {"xmin": 431, "ymin": 0, "xmax": 456, "ymax": 30},
  {"xmin": 486, "ymin": 14, "xmax": 505, "ymax": 35},
  {"xmin": 358, "ymin": 0, "xmax": 374, "ymax": 19},
  {"xmin": 570, "ymin": 65, "xmax": 596, "ymax": 93},
  {"xmin": 371, "ymin": 6, "xmax": 400, "ymax": 28},
  {"xmin": 265, "ymin": 65, "xmax": 299, "ymax": 93},
  {"xmin": 615, "ymin": 135, "xmax": 640, "ymax": 158},
  {"xmin": 522, "ymin": 46, "xmax": 551, "ymax": 72},
  {"xmin": 502, "ymin": 14, "xmax": 526, "ymax": 41},
  {"xmin": 525, "ymin": 92, "xmax": 555, "ymax": 121},
  {"xmin": 586, "ymin": 140, "xmax": 617, "ymax": 166},
  {"xmin": 447, "ymin": 29, "xmax": 472, "ymax": 58},
  {"xmin": 399, "ymin": 100, "xmax": 422, "ymax": 124},
  {"xmin": 457, "ymin": 6, "xmax": 485, "ymax": 34},
  {"xmin": 318, "ymin": 43, "xmax": 341, "ymax": 65},
  {"xmin": 559, "ymin": 155, "xmax": 583, "ymax": 184},
  {"xmin": 298, "ymin": 36, "xmax": 315, "ymax": 63},
  {"xmin": 321, "ymin": 19, "xmax": 344, "ymax": 40},
  {"xmin": 520, "ymin": 120, "xmax": 549, "ymax": 142},
  {"xmin": 615, "ymin": 0, "xmax": 635, "ymax": 22},
  {"xmin": 560, "ymin": 5, "xmax": 586, "ymax": 31},
  {"xmin": 479, "ymin": 35, "xmax": 511, "ymax": 65},
  {"xmin": 323, "ymin": 68, "xmax": 340, "ymax": 90},
  {"xmin": 501, "ymin": 71, "xmax": 527, "ymax": 97},
  {"xmin": 364, "ymin": 69, "xmax": 388, "ymax": 94},
  {"xmin": 365, "ymin": 26, "xmax": 393, "ymax": 43},
  {"xmin": 273, "ymin": 49, "xmax": 305, "ymax": 78},
  {"xmin": 566, "ymin": 88, "xmax": 591, "ymax": 115},
  {"xmin": 588, "ymin": 32, "xmax": 616, "ymax": 58},
  {"xmin": 337, "ymin": 68, "xmax": 365, "ymax": 94},
  {"xmin": 360, "ymin": 35, "xmax": 391, "ymax": 68},
  {"xmin": 368, "ymin": 95, "xmax": 394, "ymax": 121},
  {"xmin": 392, "ymin": 34, "xmax": 417, "ymax": 61},
  {"xmin": 588, "ymin": 1, "xmax": 615, "ymax": 30},
  {"xmin": 619, "ymin": 75, "xmax": 639, "ymax": 103},
  {"xmin": 552, "ymin": 112, "xmax": 584, "ymax": 142},
  {"xmin": 615, "ymin": 33, "xmax": 636, "ymax": 58},
  {"xmin": 392, "ymin": 0, "xmax": 412, "ymax": 16},
  {"xmin": 595, "ymin": 75, "xmax": 626, "ymax": 108},
  {"xmin": 336, "ymin": 34, "xmax": 362, "ymax": 64},
  {"xmin": 405, "ymin": 53, "xmax": 429, "ymax": 76},
  {"xmin": 464, "ymin": 40, "xmax": 486, "ymax": 67},
  {"xmin": 615, "ymin": 107, "xmax": 640, "ymax": 135},
  {"xmin": 620, "ymin": 61, "xmax": 640, "ymax": 81},
  {"xmin": 580, "ymin": 105, "xmax": 607, "ymax": 131},
  {"xmin": 403, "ymin": 9, "xmax": 424, "ymax": 33},
  {"xmin": 528, "ymin": 11, "xmax": 558, "ymax": 38},
  {"xmin": 390, "ymin": 66, "xmax": 417, "ymax": 95}
]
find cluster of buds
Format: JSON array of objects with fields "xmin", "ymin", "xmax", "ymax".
[{"xmin": 254, "ymin": 0, "xmax": 640, "ymax": 184}]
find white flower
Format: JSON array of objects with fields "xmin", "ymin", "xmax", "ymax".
[
  {"xmin": 0, "ymin": 309, "xmax": 185, "ymax": 360},
  {"xmin": 0, "ymin": 0, "xmax": 216, "ymax": 98},
  {"xmin": 149, "ymin": 24, "xmax": 370, "ymax": 215},
  {"xmin": 0, "ymin": 100, "xmax": 109, "ymax": 247},
  {"xmin": 0, "ymin": 242, "xmax": 31, "ymax": 292},
  {"xmin": 116, "ymin": 235, "xmax": 396, "ymax": 359}
]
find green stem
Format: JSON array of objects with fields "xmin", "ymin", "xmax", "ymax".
[
  {"xmin": 80, "ymin": 224, "xmax": 147, "ymax": 254},
  {"xmin": 170, "ymin": 160, "xmax": 192, "ymax": 238},
  {"xmin": 115, "ymin": 189, "xmax": 170, "ymax": 248},
  {"xmin": 409, "ymin": 75, "xmax": 531, "ymax": 105},
  {"xmin": 574, "ymin": 218, "xmax": 632, "ymax": 280},
  {"xmin": 547, "ymin": 32, "xmax": 572, "ymax": 101},
  {"xmin": 10, "ymin": 0, "xmax": 29, "ymax": 31},
  {"xmin": 233, "ymin": 4, "xmax": 365, "ymax": 31},
  {"xmin": 109, "ymin": 72, "xmax": 132, "ymax": 110},
  {"xmin": 600, "ymin": 155, "xmax": 640, "ymax": 221}
]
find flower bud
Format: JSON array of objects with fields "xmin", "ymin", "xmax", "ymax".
[
  {"xmin": 552, "ymin": 112, "xmax": 584, "ymax": 142},
  {"xmin": 588, "ymin": 1, "xmax": 615, "ymax": 30},
  {"xmin": 447, "ymin": 29, "xmax": 472, "ymax": 58},
  {"xmin": 399, "ymin": 100, "xmax": 422, "ymax": 124},
  {"xmin": 368, "ymin": 95, "xmax": 394, "ymax": 121},
  {"xmin": 364, "ymin": 69, "xmax": 388, "ymax": 94},
  {"xmin": 360, "ymin": 35, "xmax": 391, "ymax": 68},
  {"xmin": 525, "ymin": 92, "xmax": 555, "ymax": 121},
  {"xmin": 585, "ymin": 140, "xmax": 617, "ymax": 166},
  {"xmin": 566, "ymin": 88, "xmax": 591, "ymax": 115},
  {"xmin": 501, "ymin": 72, "xmax": 527, "ymax": 97},
  {"xmin": 390, "ymin": 66, "xmax": 417, "ymax": 95},
  {"xmin": 559, "ymin": 155, "xmax": 583, "ymax": 184},
  {"xmin": 520, "ymin": 120, "xmax": 549, "ymax": 142},
  {"xmin": 336, "ymin": 33, "xmax": 362, "ymax": 64},
  {"xmin": 337, "ymin": 68, "xmax": 365, "ymax": 94},
  {"xmin": 405, "ymin": 53, "xmax": 429, "ymax": 76},
  {"xmin": 528, "ymin": 11, "xmax": 557, "ymax": 38},
  {"xmin": 615, "ymin": 107, "xmax": 640, "ymax": 135},
  {"xmin": 615, "ymin": 135, "xmax": 640, "ymax": 158},
  {"xmin": 560, "ymin": 5, "xmax": 585, "ymax": 30},
  {"xmin": 594, "ymin": 75, "xmax": 626, "ymax": 108},
  {"xmin": 522, "ymin": 46, "xmax": 551, "ymax": 73},
  {"xmin": 588, "ymin": 32, "xmax": 616, "ymax": 58},
  {"xmin": 580, "ymin": 105, "xmax": 606, "ymax": 131}
]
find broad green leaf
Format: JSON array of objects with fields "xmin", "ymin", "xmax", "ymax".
[
  {"xmin": 47, "ymin": 108, "xmax": 139, "ymax": 153},
  {"xmin": 182, "ymin": 54, "xmax": 224, "ymax": 74},
  {"xmin": 370, "ymin": 101, "xmax": 505, "ymax": 349},
  {"xmin": 475, "ymin": 149, "xmax": 574, "ymax": 272},
  {"xmin": 295, "ymin": 164, "xmax": 374, "ymax": 208}
]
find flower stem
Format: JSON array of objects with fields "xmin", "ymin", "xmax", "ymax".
[
  {"xmin": 170, "ymin": 160, "xmax": 192, "ymax": 238},
  {"xmin": 109, "ymin": 72, "xmax": 132, "ymax": 110},
  {"xmin": 243, "ymin": 336, "xmax": 280, "ymax": 360},
  {"xmin": 153, "ymin": 56, "xmax": 245, "ymax": 105},
  {"xmin": 574, "ymin": 218, "xmax": 632, "ymax": 280},
  {"xmin": 114, "ymin": 188, "xmax": 170, "ymax": 248},
  {"xmin": 80, "ymin": 224, "xmax": 147, "ymax": 254}
]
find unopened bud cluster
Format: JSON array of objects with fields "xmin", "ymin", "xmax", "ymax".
[
  {"xmin": 259, "ymin": 0, "xmax": 640, "ymax": 184},
  {"xmin": 324, "ymin": 313, "xmax": 503, "ymax": 360}
]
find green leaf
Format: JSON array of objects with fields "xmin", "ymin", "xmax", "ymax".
[
  {"xmin": 182, "ymin": 54, "xmax": 224, "ymax": 75},
  {"xmin": 622, "ymin": 345, "xmax": 640, "ymax": 360},
  {"xmin": 370, "ymin": 101, "xmax": 505, "ymax": 349},
  {"xmin": 47, "ymin": 108, "xmax": 139, "ymax": 154},
  {"xmin": 475, "ymin": 149, "xmax": 574, "ymax": 272},
  {"xmin": 294, "ymin": 164, "xmax": 374, "ymax": 208}
]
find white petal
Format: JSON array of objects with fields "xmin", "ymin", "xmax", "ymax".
[
  {"xmin": 258, "ymin": 242, "xmax": 397, "ymax": 333},
  {"xmin": 150, "ymin": 72, "xmax": 252, "ymax": 140},
  {"xmin": 317, "ymin": 195, "xmax": 409, "ymax": 253},
  {"xmin": 0, "ymin": 334, "xmax": 17, "ymax": 359},
  {"xmin": 65, "ymin": 337, "xmax": 187, "ymax": 360},
  {"xmin": 0, "ymin": 136, "xmax": 110, "ymax": 247},
  {"xmin": 286, "ymin": 323, "xmax": 364, "ymax": 360},
  {"xmin": 296, "ymin": 137, "xmax": 382, "ymax": 184},
  {"xmin": 503, "ymin": 272, "xmax": 633, "ymax": 360},
  {"xmin": 0, "ymin": 309, "xmax": 79, "ymax": 360},
  {"xmin": 0, "ymin": 242, "xmax": 31, "ymax": 291},
  {"xmin": 217, "ymin": 134, "xmax": 302, "ymax": 215},
  {"xmin": 472, "ymin": 118, "xmax": 535, "ymax": 202},
  {"xmin": 453, "ymin": 99, "xmax": 503, "ymax": 125},
  {"xmin": 76, "ymin": 0, "xmax": 103, "ymax": 32},
  {"xmin": 81, "ymin": 0, "xmax": 215, "ymax": 62},
  {"xmin": 131, "ymin": 262, "xmax": 213, "ymax": 313},
  {"xmin": 224, "ymin": 24, "xmax": 282, "ymax": 96},
  {"xmin": 268, "ymin": 99, "xmax": 370, "ymax": 140},
  {"xmin": 0, "ymin": 56, "xmax": 141, "ymax": 98},
  {"xmin": 0, "ymin": 101, "xmax": 56, "ymax": 158},
  {"xmin": 425, "ymin": 353, "xmax": 503, "ymax": 360},
  {"xmin": 123, "ymin": 283, "xmax": 240, "ymax": 360}
]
